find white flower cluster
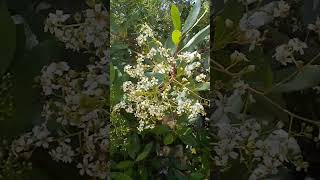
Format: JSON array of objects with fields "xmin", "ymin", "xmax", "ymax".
[
  {"xmin": 250, "ymin": 129, "xmax": 308, "ymax": 180},
  {"xmin": 273, "ymin": 0, "xmax": 290, "ymax": 18},
  {"xmin": 273, "ymin": 38, "xmax": 307, "ymax": 65},
  {"xmin": 308, "ymin": 16, "xmax": 320, "ymax": 39},
  {"xmin": 230, "ymin": 50, "xmax": 249, "ymax": 62},
  {"xmin": 214, "ymin": 118, "xmax": 307, "ymax": 180},
  {"xmin": 239, "ymin": 1, "xmax": 290, "ymax": 51},
  {"xmin": 12, "ymin": 57, "xmax": 109, "ymax": 179},
  {"xmin": 11, "ymin": 55, "xmax": 109, "ymax": 178},
  {"xmin": 8, "ymin": 2, "xmax": 110, "ymax": 178},
  {"xmin": 44, "ymin": 4, "xmax": 108, "ymax": 56},
  {"xmin": 113, "ymin": 24, "xmax": 208, "ymax": 132},
  {"xmin": 136, "ymin": 23, "xmax": 155, "ymax": 46},
  {"xmin": 211, "ymin": 86, "xmax": 308, "ymax": 180}
]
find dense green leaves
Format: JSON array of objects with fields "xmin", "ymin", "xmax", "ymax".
[{"xmin": 110, "ymin": 0, "xmax": 210, "ymax": 179}]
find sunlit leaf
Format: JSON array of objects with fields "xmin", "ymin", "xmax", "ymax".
[{"xmin": 171, "ymin": 4, "xmax": 181, "ymax": 31}]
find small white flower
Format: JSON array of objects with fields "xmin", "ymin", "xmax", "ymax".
[
  {"xmin": 273, "ymin": 1, "xmax": 290, "ymax": 18},
  {"xmin": 230, "ymin": 50, "xmax": 249, "ymax": 62},
  {"xmin": 288, "ymin": 38, "xmax": 307, "ymax": 55},
  {"xmin": 195, "ymin": 74, "xmax": 206, "ymax": 82}
]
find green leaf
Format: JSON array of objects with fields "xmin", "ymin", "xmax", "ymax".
[
  {"xmin": 182, "ymin": 0, "xmax": 201, "ymax": 33},
  {"xmin": 165, "ymin": 34, "xmax": 176, "ymax": 54},
  {"xmin": 0, "ymin": 0, "xmax": 16, "ymax": 76},
  {"xmin": 110, "ymin": 63, "xmax": 116, "ymax": 83},
  {"xmin": 0, "ymin": 40, "xmax": 62, "ymax": 138},
  {"xmin": 221, "ymin": 0, "xmax": 245, "ymax": 22},
  {"xmin": 181, "ymin": 25, "xmax": 209, "ymax": 51},
  {"xmin": 172, "ymin": 30, "xmax": 182, "ymax": 47},
  {"xmin": 145, "ymin": 72, "xmax": 165, "ymax": 83},
  {"xmin": 244, "ymin": 48, "xmax": 273, "ymax": 89},
  {"xmin": 153, "ymin": 124, "xmax": 170, "ymax": 135},
  {"xmin": 171, "ymin": 4, "xmax": 181, "ymax": 31},
  {"xmin": 273, "ymin": 65, "xmax": 320, "ymax": 92},
  {"xmin": 164, "ymin": 133, "xmax": 174, "ymax": 145},
  {"xmin": 115, "ymin": 161, "xmax": 134, "ymax": 170},
  {"xmin": 136, "ymin": 142, "xmax": 153, "ymax": 161},
  {"xmin": 111, "ymin": 172, "xmax": 132, "ymax": 180},
  {"xmin": 190, "ymin": 172, "xmax": 204, "ymax": 180},
  {"xmin": 139, "ymin": 166, "xmax": 149, "ymax": 180},
  {"xmin": 195, "ymin": 82, "xmax": 210, "ymax": 91},
  {"xmin": 177, "ymin": 127, "xmax": 197, "ymax": 147},
  {"xmin": 128, "ymin": 134, "xmax": 141, "ymax": 159},
  {"xmin": 214, "ymin": 16, "xmax": 236, "ymax": 50}
]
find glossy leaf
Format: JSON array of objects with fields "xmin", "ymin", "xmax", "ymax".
[
  {"xmin": 136, "ymin": 142, "xmax": 153, "ymax": 161},
  {"xmin": 182, "ymin": 0, "xmax": 201, "ymax": 33},
  {"xmin": 111, "ymin": 172, "xmax": 132, "ymax": 180},
  {"xmin": 172, "ymin": 30, "xmax": 182, "ymax": 47},
  {"xmin": 164, "ymin": 133, "xmax": 174, "ymax": 145},
  {"xmin": 181, "ymin": 25, "xmax": 209, "ymax": 51},
  {"xmin": 171, "ymin": 4, "xmax": 181, "ymax": 31},
  {"xmin": 115, "ymin": 161, "xmax": 134, "ymax": 169},
  {"xmin": 273, "ymin": 65, "xmax": 320, "ymax": 92},
  {"xmin": 177, "ymin": 127, "xmax": 197, "ymax": 146},
  {"xmin": 110, "ymin": 63, "xmax": 116, "ymax": 83},
  {"xmin": 128, "ymin": 134, "xmax": 141, "ymax": 159}
]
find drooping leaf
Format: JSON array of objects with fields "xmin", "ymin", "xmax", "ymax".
[
  {"xmin": 0, "ymin": 40, "xmax": 62, "ymax": 138},
  {"xmin": 115, "ymin": 161, "xmax": 134, "ymax": 170},
  {"xmin": 244, "ymin": 48, "xmax": 273, "ymax": 89},
  {"xmin": 0, "ymin": 0, "xmax": 16, "ymax": 76},
  {"xmin": 136, "ymin": 142, "xmax": 153, "ymax": 161},
  {"xmin": 177, "ymin": 127, "xmax": 197, "ymax": 146},
  {"xmin": 181, "ymin": 25, "xmax": 209, "ymax": 51},
  {"xmin": 182, "ymin": 0, "xmax": 201, "ymax": 33},
  {"xmin": 110, "ymin": 63, "xmax": 116, "ymax": 83},
  {"xmin": 273, "ymin": 65, "xmax": 320, "ymax": 92},
  {"xmin": 171, "ymin": 4, "xmax": 181, "ymax": 31},
  {"xmin": 128, "ymin": 134, "xmax": 141, "ymax": 159}
]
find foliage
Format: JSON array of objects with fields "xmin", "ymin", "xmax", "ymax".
[
  {"xmin": 212, "ymin": 0, "xmax": 320, "ymax": 179},
  {"xmin": 110, "ymin": 0, "xmax": 210, "ymax": 179},
  {"xmin": 2, "ymin": 0, "xmax": 320, "ymax": 179}
]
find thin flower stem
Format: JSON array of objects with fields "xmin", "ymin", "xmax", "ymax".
[
  {"xmin": 288, "ymin": 115, "xmax": 294, "ymax": 136},
  {"xmin": 248, "ymin": 87, "xmax": 320, "ymax": 126},
  {"xmin": 265, "ymin": 51, "xmax": 320, "ymax": 94},
  {"xmin": 212, "ymin": 51, "xmax": 320, "ymax": 126},
  {"xmin": 172, "ymin": 78, "xmax": 210, "ymax": 102}
]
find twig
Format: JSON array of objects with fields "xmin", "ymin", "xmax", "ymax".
[{"xmin": 248, "ymin": 87, "xmax": 320, "ymax": 126}]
